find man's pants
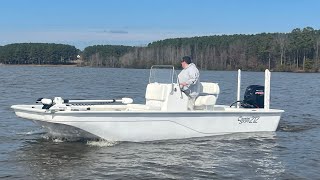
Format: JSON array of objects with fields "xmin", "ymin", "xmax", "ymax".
[{"xmin": 188, "ymin": 97, "xmax": 196, "ymax": 110}]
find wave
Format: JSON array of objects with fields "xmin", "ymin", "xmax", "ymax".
[
  {"xmin": 86, "ymin": 139, "xmax": 119, "ymax": 147},
  {"xmin": 278, "ymin": 124, "xmax": 318, "ymax": 132},
  {"xmin": 16, "ymin": 129, "xmax": 46, "ymax": 135}
]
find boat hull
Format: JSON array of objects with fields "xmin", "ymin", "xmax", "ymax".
[{"xmin": 12, "ymin": 105, "xmax": 283, "ymax": 142}]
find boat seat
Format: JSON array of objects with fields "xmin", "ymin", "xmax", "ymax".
[
  {"xmin": 145, "ymin": 83, "xmax": 168, "ymax": 101},
  {"xmin": 195, "ymin": 95, "xmax": 217, "ymax": 106},
  {"xmin": 194, "ymin": 82, "xmax": 220, "ymax": 110},
  {"xmin": 144, "ymin": 83, "xmax": 170, "ymax": 110},
  {"xmin": 200, "ymin": 82, "xmax": 220, "ymax": 95}
]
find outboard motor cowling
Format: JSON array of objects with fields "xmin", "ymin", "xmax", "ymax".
[{"xmin": 241, "ymin": 85, "xmax": 264, "ymax": 108}]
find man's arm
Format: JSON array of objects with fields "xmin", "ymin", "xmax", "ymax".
[{"xmin": 186, "ymin": 69, "xmax": 199, "ymax": 85}]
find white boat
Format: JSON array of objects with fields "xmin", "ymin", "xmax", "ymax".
[{"xmin": 11, "ymin": 66, "xmax": 284, "ymax": 142}]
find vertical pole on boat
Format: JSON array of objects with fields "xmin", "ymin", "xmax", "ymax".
[
  {"xmin": 237, "ymin": 69, "xmax": 241, "ymax": 108},
  {"xmin": 264, "ymin": 69, "xmax": 270, "ymax": 110}
]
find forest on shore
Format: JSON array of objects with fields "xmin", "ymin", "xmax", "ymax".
[{"xmin": 0, "ymin": 27, "xmax": 319, "ymax": 72}]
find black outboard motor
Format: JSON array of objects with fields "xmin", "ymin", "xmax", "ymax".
[{"xmin": 241, "ymin": 85, "xmax": 264, "ymax": 108}]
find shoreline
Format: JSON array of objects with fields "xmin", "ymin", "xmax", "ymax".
[
  {"xmin": 0, "ymin": 63, "xmax": 80, "ymax": 67},
  {"xmin": 0, "ymin": 63, "xmax": 318, "ymax": 73}
]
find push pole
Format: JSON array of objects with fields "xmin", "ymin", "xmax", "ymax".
[
  {"xmin": 237, "ymin": 69, "xmax": 241, "ymax": 108},
  {"xmin": 264, "ymin": 69, "xmax": 270, "ymax": 110}
]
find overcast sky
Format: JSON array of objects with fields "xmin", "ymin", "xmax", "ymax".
[{"xmin": 1, "ymin": 0, "xmax": 319, "ymax": 49}]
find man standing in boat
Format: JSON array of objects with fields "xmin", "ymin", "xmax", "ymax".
[{"xmin": 178, "ymin": 56, "xmax": 200, "ymax": 110}]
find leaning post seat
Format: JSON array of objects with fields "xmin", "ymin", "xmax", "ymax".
[{"xmin": 194, "ymin": 82, "xmax": 220, "ymax": 110}]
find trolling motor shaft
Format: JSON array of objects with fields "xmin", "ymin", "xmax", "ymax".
[{"xmin": 37, "ymin": 97, "xmax": 133, "ymax": 109}]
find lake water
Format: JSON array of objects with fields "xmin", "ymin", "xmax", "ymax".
[{"xmin": 0, "ymin": 66, "xmax": 319, "ymax": 179}]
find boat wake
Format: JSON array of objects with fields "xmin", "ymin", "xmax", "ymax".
[
  {"xmin": 40, "ymin": 134, "xmax": 119, "ymax": 146},
  {"xmin": 278, "ymin": 123, "xmax": 318, "ymax": 132},
  {"xmin": 40, "ymin": 132, "xmax": 101, "ymax": 143},
  {"xmin": 86, "ymin": 140, "xmax": 119, "ymax": 147},
  {"xmin": 16, "ymin": 129, "xmax": 46, "ymax": 136}
]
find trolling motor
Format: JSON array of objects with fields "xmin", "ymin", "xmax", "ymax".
[
  {"xmin": 36, "ymin": 98, "xmax": 53, "ymax": 109},
  {"xmin": 230, "ymin": 85, "xmax": 265, "ymax": 108}
]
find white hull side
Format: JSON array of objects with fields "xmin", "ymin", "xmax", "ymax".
[{"xmin": 13, "ymin": 106, "xmax": 283, "ymax": 142}]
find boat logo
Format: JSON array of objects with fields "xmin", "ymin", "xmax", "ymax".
[{"xmin": 238, "ymin": 116, "xmax": 260, "ymax": 124}]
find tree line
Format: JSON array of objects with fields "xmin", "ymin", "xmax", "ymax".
[
  {"xmin": 0, "ymin": 43, "xmax": 79, "ymax": 65},
  {"xmin": 1, "ymin": 27, "xmax": 319, "ymax": 72}
]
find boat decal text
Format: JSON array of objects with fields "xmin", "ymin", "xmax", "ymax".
[{"xmin": 238, "ymin": 116, "xmax": 260, "ymax": 124}]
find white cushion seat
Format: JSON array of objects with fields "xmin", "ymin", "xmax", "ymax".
[
  {"xmin": 194, "ymin": 82, "xmax": 220, "ymax": 110},
  {"xmin": 144, "ymin": 83, "xmax": 170, "ymax": 110},
  {"xmin": 194, "ymin": 95, "xmax": 217, "ymax": 106}
]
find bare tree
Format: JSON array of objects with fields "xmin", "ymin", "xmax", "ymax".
[{"xmin": 276, "ymin": 34, "xmax": 287, "ymax": 66}]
